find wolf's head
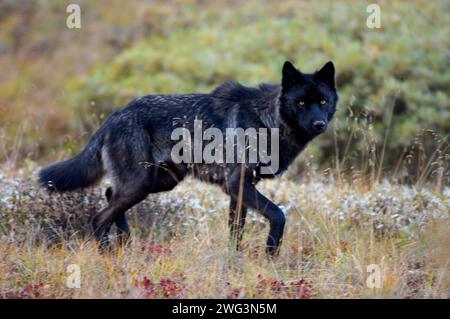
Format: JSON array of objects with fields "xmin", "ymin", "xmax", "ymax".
[{"xmin": 279, "ymin": 61, "xmax": 338, "ymax": 136}]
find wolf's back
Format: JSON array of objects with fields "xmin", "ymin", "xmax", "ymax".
[{"xmin": 38, "ymin": 134, "xmax": 104, "ymax": 192}]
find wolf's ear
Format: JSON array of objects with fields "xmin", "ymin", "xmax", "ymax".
[
  {"xmin": 315, "ymin": 61, "xmax": 335, "ymax": 89},
  {"xmin": 282, "ymin": 61, "xmax": 305, "ymax": 92}
]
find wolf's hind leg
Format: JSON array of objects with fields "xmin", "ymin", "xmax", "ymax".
[
  {"xmin": 90, "ymin": 187, "xmax": 115, "ymax": 249},
  {"xmin": 115, "ymin": 212, "xmax": 130, "ymax": 246},
  {"xmin": 104, "ymin": 187, "xmax": 130, "ymax": 246},
  {"xmin": 93, "ymin": 179, "xmax": 151, "ymax": 251},
  {"xmin": 105, "ymin": 187, "xmax": 113, "ymax": 202},
  {"xmin": 94, "ymin": 128, "xmax": 154, "ymax": 250}
]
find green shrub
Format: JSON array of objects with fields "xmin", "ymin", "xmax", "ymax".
[{"xmin": 67, "ymin": 0, "xmax": 449, "ymax": 174}]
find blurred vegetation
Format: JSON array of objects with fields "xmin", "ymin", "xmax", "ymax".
[{"xmin": 0, "ymin": 0, "xmax": 449, "ymax": 182}]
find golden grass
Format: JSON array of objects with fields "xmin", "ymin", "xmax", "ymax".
[{"xmin": 0, "ymin": 174, "xmax": 448, "ymax": 298}]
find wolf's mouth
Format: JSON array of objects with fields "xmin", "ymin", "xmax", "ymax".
[{"xmin": 313, "ymin": 127, "xmax": 326, "ymax": 134}]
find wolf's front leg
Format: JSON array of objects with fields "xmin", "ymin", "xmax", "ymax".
[{"xmin": 226, "ymin": 167, "xmax": 286, "ymax": 257}]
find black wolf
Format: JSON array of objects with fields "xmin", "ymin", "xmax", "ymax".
[{"xmin": 38, "ymin": 61, "xmax": 338, "ymax": 256}]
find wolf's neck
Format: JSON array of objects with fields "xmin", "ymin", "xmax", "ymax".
[
  {"xmin": 257, "ymin": 88, "xmax": 282, "ymax": 128},
  {"xmin": 257, "ymin": 91, "xmax": 313, "ymax": 171},
  {"xmin": 273, "ymin": 124, "xmax": 313, "ymax": 173}
]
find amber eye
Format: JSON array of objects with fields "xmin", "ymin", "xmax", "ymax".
[
  {"xmin": 298, "ymin": 101, "xmax": 305, "ymax": 107},
  {"xmin": 320, "ymin": 100, "xmax": 327, "ymax": 105}
]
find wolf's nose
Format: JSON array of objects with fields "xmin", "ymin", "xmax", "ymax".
[{"xmin": 313, "ymin": 121, "xmax": 326, "ymax": 132}]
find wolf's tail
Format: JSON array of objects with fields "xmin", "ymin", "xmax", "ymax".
[{"xmin": 38, "ymin": 134, "xmax": 104, "ymax": 192}]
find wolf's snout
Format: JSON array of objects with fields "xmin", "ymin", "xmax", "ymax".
[{"xmin": 313, "ymin": 120, "xmax": 326, "ymax": 133}]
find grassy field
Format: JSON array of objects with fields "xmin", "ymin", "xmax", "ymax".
[
  {"xmin": 0, "ymin": 168, "xmax": 448, "ymax": 298},
  {"xmin": 1, "ymin": 0, "xmax": 449, "ymax": 172},
  {"xmin": 0, "ymin": 0, "xmax": 449, "ymax": 299}
]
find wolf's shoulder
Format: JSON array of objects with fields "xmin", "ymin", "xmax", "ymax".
[
  {"xmin": 105, "ymin": 93, "xmax": 207, "ymax": 123},
  {"xmin": 130, "ymin": 93, "xmax": 206, "ymax": 107}
]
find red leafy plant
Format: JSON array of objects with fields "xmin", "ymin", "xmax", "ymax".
[
  {"xmin": 136, "ymin": 275, "xmax": 186, "ymax": 298},
  {"xmin": 141, "ymin": 243, "xmax": 172, "ymax": 256},
  {"xmin": 0, "ymin": 282, "xmax": 57, "ymax": 299},
  {"xmin": 225, "ymin": 282, "xmax": 246, "ymax": 299},
  {"xmin": 226, "ymin": 275, "xmax": 313, "ymax": 299},
  {"xmin": 255, "ymin": 274, "xmax": 313, "ymax": 299}
]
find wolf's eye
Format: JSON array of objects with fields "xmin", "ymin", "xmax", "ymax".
[
  {"xmin": 298, "ymin": 101, "xmax": 305, "ymax": 107},
  {"xmin": 320, "ymin": 100, "xmax": 327, "ymax": 105}
]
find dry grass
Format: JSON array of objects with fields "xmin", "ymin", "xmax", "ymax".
[
  {"xmin": 1, "ymin": 0, "xmax": 448, "ymax": 300},
  {"xmin": 0, "ymin": 168, "xmax": 448, "ymax": 299}
]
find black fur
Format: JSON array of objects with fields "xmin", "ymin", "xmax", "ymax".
[
  {"xmin": 38, "ymin": 61, "xmax": 338, "ymax": 256},
  {"xmin": 38, "ymin": 133, "xmax": 104, "ymax": 192}
]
